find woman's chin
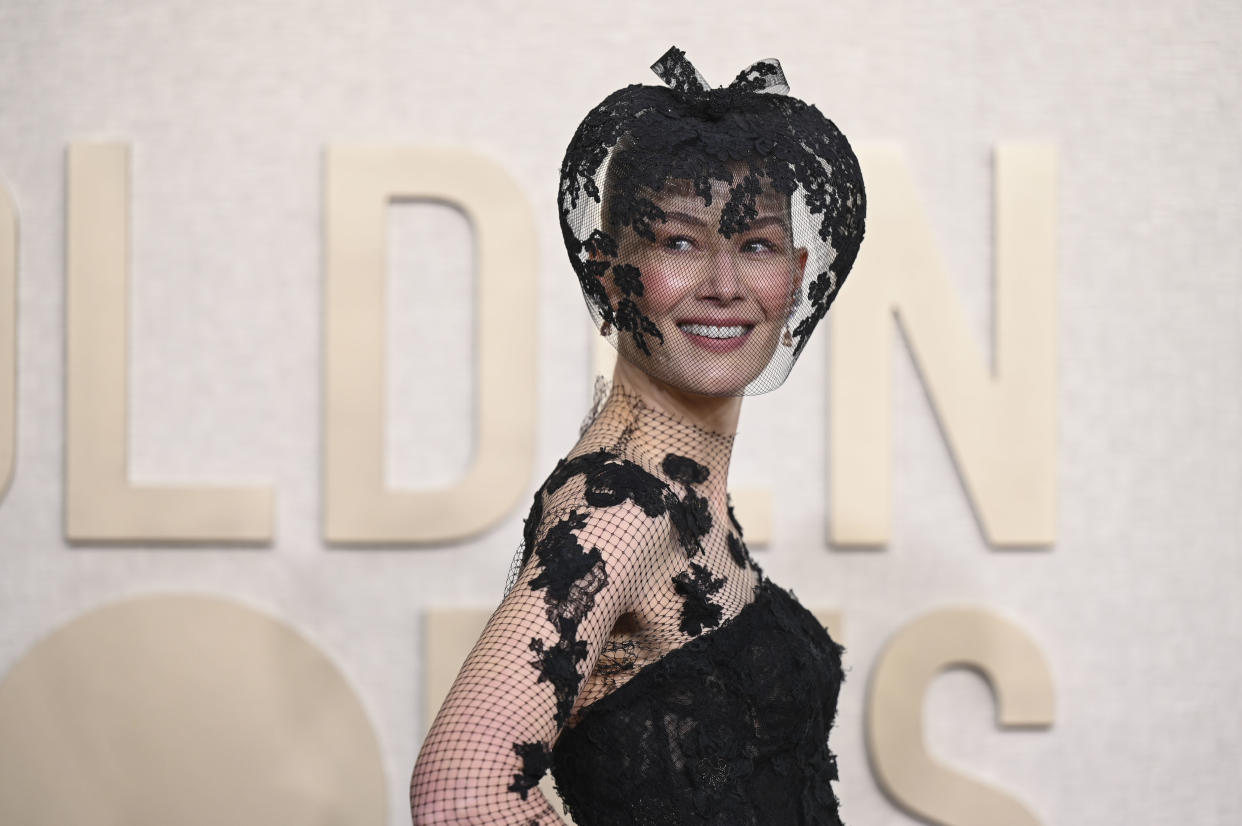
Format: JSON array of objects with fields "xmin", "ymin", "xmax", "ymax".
[{"xmin": 650, "ymin": 357, "xmax": 767, "ymax": 397}]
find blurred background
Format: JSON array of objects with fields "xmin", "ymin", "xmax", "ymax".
[{"xmin": 0, "ymin": 1, "xmax": 1238, "ymax": 824}]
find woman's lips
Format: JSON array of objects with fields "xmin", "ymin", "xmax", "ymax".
[{"xmin": 676, "ymin": 321, "xmax": 755, "ymax": 353}]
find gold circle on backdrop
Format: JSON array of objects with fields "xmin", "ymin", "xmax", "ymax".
[{"xmin": 0, "ymin": 593, "xmax": 386, "ymax": 825}]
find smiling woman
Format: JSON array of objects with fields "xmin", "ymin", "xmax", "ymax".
[
  {"xmin": 600, "ymin": 167, "xmax": 808, "ymax": 396},
  {"xmin": 411, "ymin": 46, "xmax": 865, "ymax": 826}
]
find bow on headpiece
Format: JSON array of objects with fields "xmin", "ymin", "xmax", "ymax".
[{"xmin": 650, "ymin": 46, "xmax": 790, "ymax": 97}]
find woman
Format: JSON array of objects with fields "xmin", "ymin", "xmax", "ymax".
[{"xmin": 411, "ymin": 46, "xmax": 866, "ymax": 825}]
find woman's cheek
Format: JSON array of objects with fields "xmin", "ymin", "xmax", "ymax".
[
  {"xmin": 747, "ymin": 260, "xmax": 800, "ymax": 319},
  {"xmin": 637, "ymin": 260, "xmax": 696, "ymax": 316}
]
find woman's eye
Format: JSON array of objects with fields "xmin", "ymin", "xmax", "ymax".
[
  {"xmin": 741, "ymin": 238, "xmax": 778, "ymax": 253},
  {"xmin": 664, "ymin": 236, "xmax": 695, "ymax": 251}
]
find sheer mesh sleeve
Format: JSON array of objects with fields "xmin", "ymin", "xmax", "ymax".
[{"xmin": 410, "ymin": 469, "xmax": 671, "ymax": 824}]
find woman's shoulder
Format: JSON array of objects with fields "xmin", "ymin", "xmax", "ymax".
[
  {"xmin": 515, "ymin": 442, "xmax": 680, "ymax": 588},
  {"xmin": 531, "ymin": 442, "xmax": 677, "ymax": 537}
]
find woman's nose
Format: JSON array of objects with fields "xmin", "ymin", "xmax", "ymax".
[{"xmin": 700, "ymin": 246, "xmax": 744, "ymax": 302}]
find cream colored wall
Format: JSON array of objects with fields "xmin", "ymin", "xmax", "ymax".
[{"xmin": 0, "ymin": 2, "xmax": 1239, "ymax": 825}]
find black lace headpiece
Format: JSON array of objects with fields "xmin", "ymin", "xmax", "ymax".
[{"xmin": 559, "ymin": 46, "xmax": 866, "ymax": 396}]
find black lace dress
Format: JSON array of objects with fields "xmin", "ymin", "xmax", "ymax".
[
  {"xmin": 411, "ymin": 385, "xmax": 846, "ymax": 825},
  {"xmin": 552, "ymin": 576, "xmax": 845, "ymax": 825}
]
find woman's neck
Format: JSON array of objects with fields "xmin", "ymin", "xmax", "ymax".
[
  {"xmin": 611, "ymin": 358, "xmax": 743, "ymax": 437},
  {"xmin": 603, "ymin": 360, "xmax": 741, "ymax": 500}
]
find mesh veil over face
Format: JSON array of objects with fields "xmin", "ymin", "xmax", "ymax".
[{"xmin": 559, "ymin": 46, "xmax": 866, "ymax": 396}]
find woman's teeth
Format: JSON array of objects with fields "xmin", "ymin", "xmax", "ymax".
[{"xmin": 678, "ymin": 323, "xmax": 751, "ymax": 339}]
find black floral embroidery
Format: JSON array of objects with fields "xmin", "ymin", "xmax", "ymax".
[
  {"xmin": 611, "ymin": 263, "xmax": 645, "ymax": 297},
  {"xmin": 730, "ymin": 57, "xmax": 788, "ymax": 94},
  {"xmin": 673, "ymin": 562, "xmax": 727, "ymax": 636},
  {"xmin": 661, "ymin": 453, "xmax": 710, "ymax": 485},
  {"xmin": 726, "ymin": 494, "xmax": 744, "ymax": 537},
  {"xmin": 573, "ymin": 257, "xmax": 614, "ymax": 329},
  {"xmin": 687, "ymin": 716, "xmax": 756, "ymax": 817},
  {"xmin": 508, "ymin": 741, "xmax": 553, "ymax": 800},
  {"xmin": 543, "ymin": 452, "xmax": 594, "ymax": 494},
  {"xmin": 521, "ymin": 490, "xmax": 544, "ymax": 569},
  {"xmin": 546, "ymin": 449, "xmax": 671, "ymax": 517},
  {"xmin": 529, "ymin": 634, "xmax": 589, "ymax": 728},
  {"xmin": 727, "ymin": 532, "xmax": 749, "ymax": 569},
  {"xmin": 662, "ymin": 453, "xmax": 713, "ymax": 557},
  {"xmin": 583, "ymin": 228, "xmax": 618, "ymax": 258},
  {"xmin": 526, "ymin": 509, "xmax": 610, "ymax": 727},
  {"xmin": 666, "ymin": 488, "xmax": 712, "ymax": 557},
  {"xmin": 595, "ymin": 639, "xmax": 639, "ymax": 676},
  {"xmin": 718, "ymin": 171, "xmax": 764, "ymax": 238},
  {"xmin": 791, "ymin": 269, "xmax": 838, "ymax": 357},
  {"xmin": 583, "ymin": 461, "xmax": 668, "ymax": 516},
  {"xmin": 650, "ymin": 45, "xmax": 709, "ymax": 94},
  {"xmin": 614, "ymin": 296, "xmax": 664, "ymax": 356},
  {"xmin": 529, "ymin": 511, "xmax": 607, "ymax": 608}
]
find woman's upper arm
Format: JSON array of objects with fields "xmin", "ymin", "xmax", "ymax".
[{"xmin": 410, "ymin": 499, "xmax": 663, "ymax": 824}]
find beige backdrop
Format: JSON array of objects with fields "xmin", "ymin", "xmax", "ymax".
[{"xmin": 0, "ymin": 1, "xmax": 1239, "ymax": 825}]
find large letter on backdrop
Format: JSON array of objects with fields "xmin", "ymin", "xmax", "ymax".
[
  {"xmin": 0, "ymin": 177, "xmax": 14, "ymax": 503},
  {"xmin": 65, "ymin": 144, "xmax": 275, "ymax": 542},
  {"xmin": 324, "ymin": 146, "xmax": 536, "ymax": 543},
  {"xmin": 831, "ymin": 144, "xmax": 1056, "ymax": 547},
  {"xmin": 866, "ymin": 607, "xmax": 1055, "ymax": 826}
]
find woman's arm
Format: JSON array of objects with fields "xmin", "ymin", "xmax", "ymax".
[{"xmin": 410, "ymin": 499, "xmax": 659, "ymax": 825}]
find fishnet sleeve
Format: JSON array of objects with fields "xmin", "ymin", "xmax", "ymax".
[{"xmin": 410, "ymin": 491, "xmax": 666, "ymax": 825}]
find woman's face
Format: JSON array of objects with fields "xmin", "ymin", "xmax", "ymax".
[{"xmin": 609, "ymin": 178, "xmax": 808, "ymax": 396}]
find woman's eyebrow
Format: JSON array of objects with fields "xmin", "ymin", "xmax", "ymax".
[
  {"xmin": 659, "ymin": 211, "xmax": 789, "ymax": 232},
  {"xmin": 661, "ymin": 210, "xmax": 709, "ymax": 227},
  {"xmin": 745, "ymin": 215, "xmax": 790, "ymax": 232}
]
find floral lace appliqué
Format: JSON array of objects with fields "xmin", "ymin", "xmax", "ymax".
[{"xmin": 673, "ymin": 562, "xmax": 727, "ymax": 636}]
